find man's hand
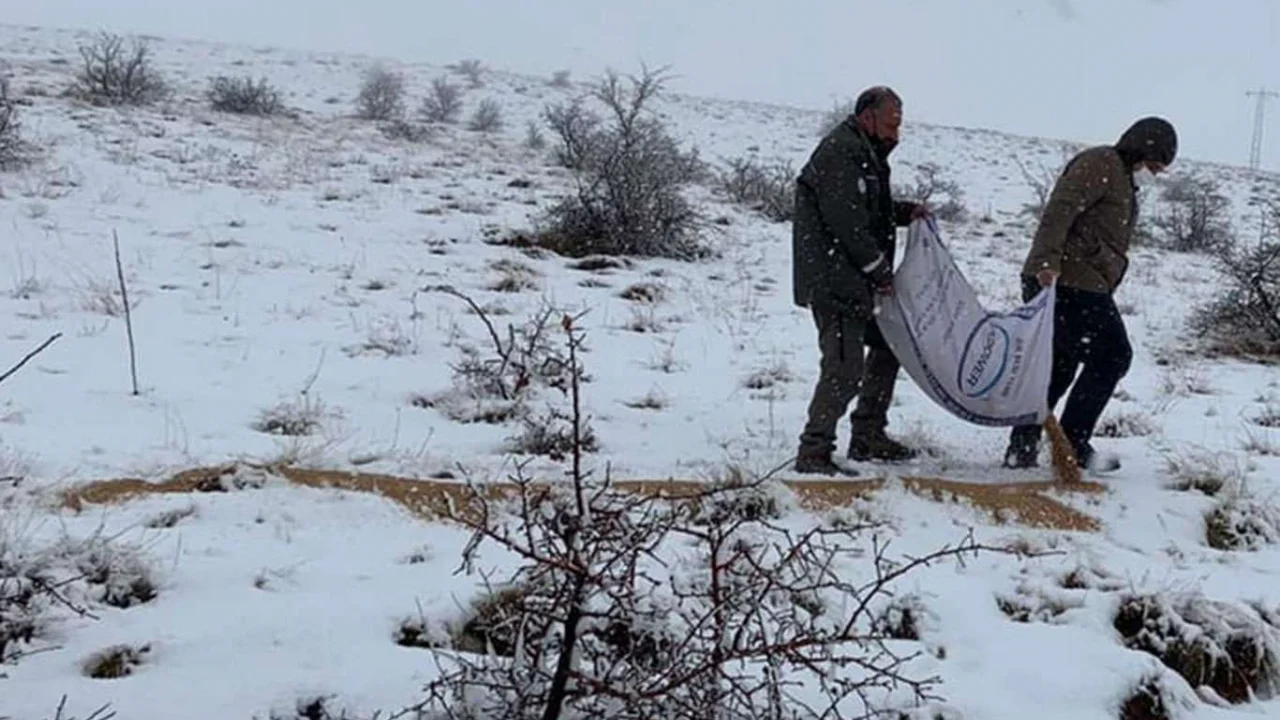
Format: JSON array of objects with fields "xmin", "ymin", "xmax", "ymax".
[
  {"xmin": 1037, "ymin": 269, "xmax": 1059, "ymax": 287},
  {"xmin": 867, "ymin": 262, "xmax": 894, "ymax": 295},
  {"xmin": 910, "ymin": 202, "xmax": 932, "ymax": 220}
]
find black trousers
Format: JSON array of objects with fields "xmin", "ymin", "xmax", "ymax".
[{"xmin": 1008, "ymin": 277, "xmax": 1133, "ymax": 456}]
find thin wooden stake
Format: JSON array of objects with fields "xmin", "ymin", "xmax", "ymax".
[
  {"xmin": 113, "ymin": 230, "xmax": 139, "ymax": 396},
  {"xmin": 0, "ymin": 332, "xmax": 61, "ymax": 387}
]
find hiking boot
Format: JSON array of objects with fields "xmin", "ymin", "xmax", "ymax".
[
  {"xmin": 848, "ymin": 434, "xmax": 918, "ymax": 463},
  {"xmin": 1003, "ymin": 444, "xmax": 1039, "ymax": 469},
  {"xmin": 1075, "ymin": 443, "xmax": 1121, "ymax": 475},
  {"xmin": 794, "ymin": 454, "xmax": 860, "ymax": 477}
]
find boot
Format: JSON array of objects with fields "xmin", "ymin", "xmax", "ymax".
[
  {"xmin": 1004, "ymin": 426, "xmax": 1041, "ymax": 469},
  {"xmin": 847, "ymin": 432, "xmax": 918, "ymax": 463},
  {"xmin": 1074, "ymin": 442, "xmax": 1121, "ymax": 474},
  {"xmin": 1003, "ymin": 444, "xmax": 1039, "ymax": 469},
  {"xmin": 794, "ymin": 453, "xmax": 860, "ymax": 477}
]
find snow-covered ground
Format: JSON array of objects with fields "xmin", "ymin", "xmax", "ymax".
[{"xmin": 3, "ymin": 22, "xmax": 1280, "ymax": 720}]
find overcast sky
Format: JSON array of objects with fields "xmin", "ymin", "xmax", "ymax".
[{"xmin": 3, "ymin": 0, "xmax": 1278, "ymax": 168}]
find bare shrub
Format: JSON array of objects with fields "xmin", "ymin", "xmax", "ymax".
[
  {"xmin": 549, "ymin": 69, "xmax": 572, "ymax": 88},
  {"xmin": 83, "ymin": 643, "xmax": 150, "ymax": 679},
  {"xmin": 252, "ymin": 395, "xmax": 326, "ymax": 436},
  {"xmin": 538, "ymin": 66, "xmax": 707, "ymax": 260},
  {"xmin": 618, "ymin": 281, "xmax": 664, "ymax": 303},
  {"xmin": 488, "ymin": 258, "xmax": 539, "ymax": 293},
  {"xmin": 397, "ymin": 613, "xmax": 448, "ymax": 650},
  {"xmin": 1095, "ymin": 411, "xmax": 1157, "ymax": 438},
  {"xmin": 346, "ymin": 315, "xmax": 420, "ymax": 358},
  {"xmin": 421, "ymin": 287, "xmax": 570, "ymax": 425},
  {"xmin": 1015, "ymin": 152, "xmax": 1069, "ymax": 220},
  {"xmin": 0, "ymin": 73, "xmax": 25, "ymax": 171},
  {"xmin": 354, "ymin": 65, "xmax": 405, "ymax": 121},
  {"xmin": 264, "ymin": 694, "xmax": 361, "ymax": 720},
  {"xmin": 144, "ymin": 505, "xmax": 195, "ymax": 529},
  {"xmin": 995, "ymin": 576, "xmax": 1083, "ymax": 625},
  {"xmin": 524, "ymin": 120, "xmax": 546, "ymax": 150},
  {"xmin": 873, "ymin": 594, "xmax": 934, "ymax": 641},
  {"xmin": 625, "ymin": 388, "xmax": 669, "ymax": 410},
  {"xmin": 421, "ymin": 77, "xmax": 463, "ymax": 124},
  {"xmin": 380, "ymin": 119, "xmax": 434, "ymax": 144},
  {"xmin": 817, "ymin": 98, "xmax": 858, "ymax": 137},
  {"xmin": 207, "ymin": 75, "xmax": 282, "ymax": 116},
  {"xmin": 1114, "ymin": 592, "xmax": 1280, "ymax": 704},
  {"xmin": 72, "ymin": 32, "xmax": 169, "ymax": 106},
  {"xmin": 742, "ymin": 359, "xmax": 794, "ymax": 390},
  {"xmin": 1163, "ymin": 449, "xmax": 1242, "ymax": 496},
  {"xmin": 3, "ymin": 524, "xmax": 156, "ymax": 669},
  {"xmin": 507, "ymin": 404, "xmax": 600, "ymax": 460},
  {"xmin": 1204, "ymin": 490, "xmax": 1280, "ymax": 551},
  {"xmin": 1252, "ymin": 403, "xmax": 1280, "ymax": 428},
  {"xmin": 452, "ymin": 58, "xmax": 486, "ymax": 88},
  {"xmin": 1119, "ymin": 675, "xmax": 1175, "ymax": 720},
  {"xmin": 468, "ymin": 98, "xmax": 504, "ymax": 133},
  {"xmin": 401, "ymin": 316, "xmax": 1016, "ymax": 719},
  {"xmin": 894, "ymin": 162, "xmax": 967, "ymax": 222},
  {"xmin": 1190, "ymin": 229, "xmax": 1280, "ymax": 358},
  {"xmin": 1152, "ymin": 173, "xmax": 1233, "ymax": 254},
  {"xmin": 717, "ymin": 155, "xmax": 795, "ymax": 223}
]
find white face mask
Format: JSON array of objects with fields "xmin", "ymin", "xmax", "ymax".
[{"xmin": 1132, "ymin": 165, "xmax": 1156, "ymax": 188}]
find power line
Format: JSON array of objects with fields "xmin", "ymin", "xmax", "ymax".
[{"xmin": 1247, "ymin": 87, "xmax": 1280, "ymax": 170}]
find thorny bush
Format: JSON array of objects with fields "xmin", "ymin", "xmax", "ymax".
[{"xmin": 405, "ymin": 316, "xmax": 1018, "ymax": 720}]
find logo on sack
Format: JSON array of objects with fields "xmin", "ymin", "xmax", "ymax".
[{"xmin": 957, "ymin": 318, "xmax": 1010, "ymax": 399}]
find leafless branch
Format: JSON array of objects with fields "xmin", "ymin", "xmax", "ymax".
[{"xmin": 400, "ymin": 314, "xmax": 1026, "ymax": 719}]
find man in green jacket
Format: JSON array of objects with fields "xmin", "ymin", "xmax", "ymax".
[
  {"xmin": 1005, "ymin": 116, "xmax": 1178, "ymax": 473},
  {"xmin": 791, "ymin": 86, "xmax": 929, "ymax": 477}
]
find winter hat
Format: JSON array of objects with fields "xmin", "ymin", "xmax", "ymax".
[{"xmin": 1115, "ymin": 116, "xmax": 1178, "ymax": 167}]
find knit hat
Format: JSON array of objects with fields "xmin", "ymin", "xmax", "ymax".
[{"xmin": 1115, "ymin": 116, "xmax": 1178, "ymax": 166}]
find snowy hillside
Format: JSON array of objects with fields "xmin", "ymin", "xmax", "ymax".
[{"xmin": 3, "ymin": 22, "xmax": 1280, "ymax": 720}]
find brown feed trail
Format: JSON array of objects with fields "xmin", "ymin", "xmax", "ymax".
[{"xmin": 59, "ymin": 463, "xmax": 1106, "ymax": 533}]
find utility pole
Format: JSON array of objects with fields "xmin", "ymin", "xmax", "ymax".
[{"xmin": 1247, "ymin": 87, "xmax": 1280, "ymax": 170}]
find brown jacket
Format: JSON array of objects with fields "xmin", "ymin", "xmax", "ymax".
[{"xmin": 1021, "ymin": 145, "xmax": 1136, "ymax": 294}]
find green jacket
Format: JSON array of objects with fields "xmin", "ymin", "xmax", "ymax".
[{"xmin": 792, "ymin": 117, "xmax": 915, "ymax": 317}]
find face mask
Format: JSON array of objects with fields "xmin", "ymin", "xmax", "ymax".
[
  {"xmin": 871, "ymin": 135, "xmax": 898, "ymax": 158},
  {"xmin": 1132, "ymin": 165, "xmax": 1156, "ymax": 188}
]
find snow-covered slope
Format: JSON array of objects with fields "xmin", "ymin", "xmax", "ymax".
[{"xmin": 3, "ymin": 23, "xmax": 1280, "ymax": 720}]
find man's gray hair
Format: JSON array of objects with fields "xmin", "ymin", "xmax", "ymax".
[{"xmin": 854, "ymin": 86, "xmax": 902, "ymax": 115}]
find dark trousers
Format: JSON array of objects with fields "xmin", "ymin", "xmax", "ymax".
[
  {"xmin": 798, "ymin": 305, "xmax": 900, "ymax": 458},
  {"xmin": 1008, "ymin": 277, "xmax": 1133, "ymax": 456}
]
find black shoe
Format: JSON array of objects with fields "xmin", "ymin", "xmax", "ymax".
[
  {"xmin": 1075, "ymin": 443, "xmax": 1121, "ymax": 474},
  {"xmin": 848, "ymin": 435, "xmax": 919, "ymax": 463},
  {"xmin": 1003, "ymin": 445, "xmax": 1039, "ymax": 469},
  {"xmin": 794, "ymin": 454, "xmax": 860, "ymax": 477}
]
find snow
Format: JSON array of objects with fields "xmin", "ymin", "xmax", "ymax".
[{"xmin": 1, "ymin": 21, "xmax": 1280, "ymax": 720}]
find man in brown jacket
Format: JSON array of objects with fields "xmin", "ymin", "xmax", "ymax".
[
  {"xmin": 1005, "ymin": 116, "xmax": 1178, "ymax": 473},
  {"xmin": 791, "ymin": 86, "xmax": 930, "ymax": 476}
]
